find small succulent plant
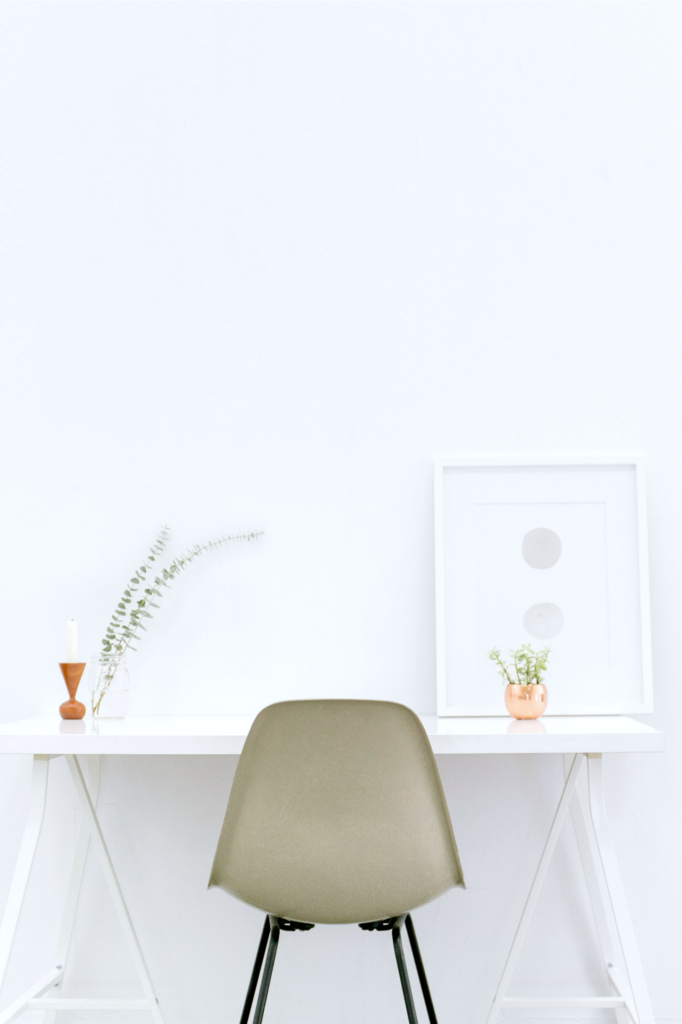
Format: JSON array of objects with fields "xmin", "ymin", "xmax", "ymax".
[{"xmin": 488, "ymin": 644, "xmax": 550, "ymax": 686}]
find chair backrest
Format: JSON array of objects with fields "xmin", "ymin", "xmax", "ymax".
[{"xmin": 209, "ymin": 699, "xmax": 464, "ymax": 924}]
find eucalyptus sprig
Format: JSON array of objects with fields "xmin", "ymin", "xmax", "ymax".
[
  {"xmin": 488, "ymin": 644, "xmax": 550, "ymax": 686},
  {"xmin": 101, "ymin": 526, "xmax": 263, "ymax": 660}
]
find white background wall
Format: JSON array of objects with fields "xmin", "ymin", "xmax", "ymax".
[{"xmin": 0, "ymin": 4, "xmax": 680, "ymax": 1023}]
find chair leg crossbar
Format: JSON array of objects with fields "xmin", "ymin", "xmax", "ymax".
[{"xmin": 241, "ymin": 913, "xmax": 438, "ymax": 1024}]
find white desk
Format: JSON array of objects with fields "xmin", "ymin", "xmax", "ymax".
[
  {"xmin": 0, "ymin": 713, "xmax": 663, "ymax": 755},
  {"xmin": 0, "ymin": 715, "xmax": 664, "ymax": 1024}
]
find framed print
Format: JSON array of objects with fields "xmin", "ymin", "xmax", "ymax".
[{"xmin": 434, "ymin": 456, "xmax": 653, "ymax": 717}]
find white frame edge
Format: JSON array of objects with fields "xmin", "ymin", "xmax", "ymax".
[{"xmin": 434, "ymin": 454, "xmax": 654, "ymax": 718}]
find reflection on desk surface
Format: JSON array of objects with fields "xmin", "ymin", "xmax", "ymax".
[{"xmin": 507, "ymin": 718, "xmax": 546, "ymax": 735}]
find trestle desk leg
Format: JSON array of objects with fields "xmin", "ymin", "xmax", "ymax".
[
  {"xmin": 65, "ymin": 754, "xmax": 164, "ymax": 1023},
  {"xmin": 486, "ymin": 753, "xmax": 583, "ymax": 1024},
  {"xmin": 564, "ymin": 754, "xmax": 635, "ymax": 1024},
  {"xmin": 42, "ymin": 756, "xmax": 100, "ymax": 1024},
  {"xmin": 587, "ymin": 754, "xmax": 655, "ymax": 1024},
  {"xmin": 0, "ymin": 756, "xmax": 50, "ymax": 997}
]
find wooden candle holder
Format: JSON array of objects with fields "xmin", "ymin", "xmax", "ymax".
[{"xmin": 59, "ymin": 662, "xmax": 86, "ymax": 720}]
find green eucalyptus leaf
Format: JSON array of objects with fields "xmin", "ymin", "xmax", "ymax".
[{"xmin": 99, "ymin": 525, "xmax": 260, "ymax": 663}]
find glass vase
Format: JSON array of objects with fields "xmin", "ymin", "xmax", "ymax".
[{"xmin": 89, "ymin": 652, "xmax": 130, "ymax": 719}]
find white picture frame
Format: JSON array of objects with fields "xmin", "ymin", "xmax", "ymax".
[{"xmin": 434, "ymin": 456, "xmax": 653, "ymax": 717}]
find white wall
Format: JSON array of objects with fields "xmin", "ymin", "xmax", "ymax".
[{"xmin": 0, "ymin": 4, "xmax": 680, "ymax": 1022}]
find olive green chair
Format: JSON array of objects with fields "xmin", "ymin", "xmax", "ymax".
[{"xmin": 209, "ymin": 699, "xmax": 464, "ymax": 1024}]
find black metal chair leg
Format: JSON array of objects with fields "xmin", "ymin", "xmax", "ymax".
[
  {"xmin": 405, "ymin": 914, "xmax": 439, "ymax": 1024},
  {"xmin": 241, "ymin": 911, "xmax": 435, "ymax": 1024},
  {"xmin": 251, "ymin": 916, "xmax": 281, "ymax": 1024},
  {"xmin": 392, "ymin": 916, "xmax": 419, "ymax": 1024},
  {"xmin": 239, "ymin": 916, "xmax": 272, "ymax": 1024}
]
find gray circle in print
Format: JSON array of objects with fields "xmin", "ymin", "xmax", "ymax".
[
  {"xmin": 523, "ymin": 603, "xmax": 564, "ymax": 639},
  {"xmin": 522, "ymin": 528, "xmax": 562, "ymax": 569}
]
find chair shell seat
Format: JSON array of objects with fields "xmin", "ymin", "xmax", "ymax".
[{"xmin": 209, "ymin": 699, "xmax": 464, "ymax": 924}]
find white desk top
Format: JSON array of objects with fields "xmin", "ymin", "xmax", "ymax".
[{"xmin": 0, "ymin": 715, "xmax": 664, "ymax": 755}]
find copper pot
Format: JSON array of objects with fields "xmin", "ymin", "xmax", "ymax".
[{"xmin": 505, "ymin": 683, "xmax": 547, "ymax": 720}]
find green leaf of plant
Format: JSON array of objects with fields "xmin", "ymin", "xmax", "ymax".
[{"xmin": 99, "ymin": 524, "xmax": 259, "ymax": 665}]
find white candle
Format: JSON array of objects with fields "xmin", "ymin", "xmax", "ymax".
[{"xmin": 66, "ymin": 620, "xmax": 78, "ymax": 663}]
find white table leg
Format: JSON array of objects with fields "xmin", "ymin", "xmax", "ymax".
[
  {"xmin": 487, "ymin": 752, "xmax": 655, "ymax": 1024},
  {"xmin": 41, "ymin": 755, "xmax": 100, "ymax": 1024},
  {"xmin": 564, "ymin": 754, "xmax": 635, "ymax": 1024},
  {"xmin": 587, "ymin": 753, "xmax": 655, "ymax": 1024},
  {"xmin": 65, "ymin": 754, "xmax": 164, "ymax": 1023},
  {"xmin": 0, "ymin": 968, "xmax": 62, "ymax": 1024},
  {"xmin": 0, "ymin": 756, "xmax": 50, "ymax": 996},
  {"xmin": 486, "ymin": 753, "xmax": 583, "ymax": 1024},
  {"xmin": 0, "ymin": 754, "xmax": 163, "ymax": 1023}
]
